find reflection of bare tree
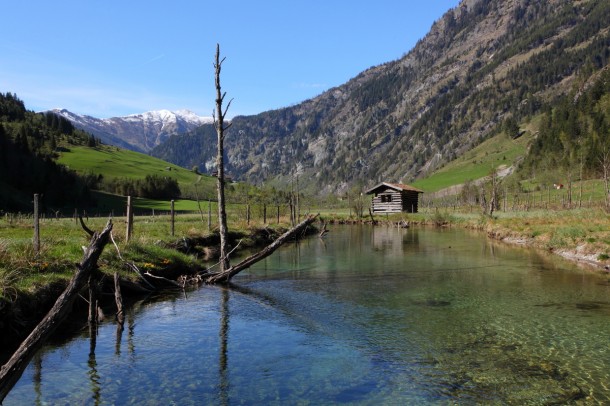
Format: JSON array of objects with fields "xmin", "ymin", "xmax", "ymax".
[
  {"xmin": 88, "ymin": 326, "xmax": 101, "ymax": 405},
  {"xmin": 294, "ymin": 240, "xmax": 301, "ymax": 275},
  {"xmin": 33, "ymin": 353, "xmax": 42, "ymax": 406},
  {"xmin": 115, "ymin": 322, "xmax": 123, "ymax": 357},
  {"xmin": 127, "ymin": 309, "xmax": 136, "ymax": 362},
  {"xmin": 219, "ymin": 287, "xmax": 230, "ymax": 406}
]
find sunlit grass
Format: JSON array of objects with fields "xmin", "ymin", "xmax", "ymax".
[
  {"xmin": 412, "ymin": 131, "xmax": 532, "ymax": 192},
  {"xmin": 0, "ymin": 210, "xmax": 299, "ymax": 302}
]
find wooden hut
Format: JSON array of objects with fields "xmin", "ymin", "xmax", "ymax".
[{"xmin": 365, "ymin": 182, "xmax": 424, "ymax": 213}]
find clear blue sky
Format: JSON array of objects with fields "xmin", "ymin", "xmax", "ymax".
[{"xmin": 1, "ymin": 1, "xmax": 460, "ymax": 118}]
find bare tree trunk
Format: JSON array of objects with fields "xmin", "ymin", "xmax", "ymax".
[
  {"xmin": 205, "ymin": 215, "xmax": 317, "ymax": 284},
  {"xmin": 488, "ymin": 170, "xmax": 497, "ymax": 217},
  {"xmin": 213, "ymin": 44, "xmax": 233, "ymax": 272},
  {"xmin": 0, "ymin": 220, "xmax": 113, "ymax": 402},
  {"xmin": 598, "ymin": 148, "xmax": 610, "ymax": 209},
  {"xmin": 193, "ymin": 179, "xmax": 207, "ymax": 226}
]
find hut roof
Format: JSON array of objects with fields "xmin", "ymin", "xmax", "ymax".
[{"xmin": 364, "ymin": 182, "xmax": 424, "ymax": 195}]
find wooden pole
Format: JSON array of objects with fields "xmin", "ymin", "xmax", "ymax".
[
  {"xmin": 263, "ymin": 204, "xmax": 267, "ymax": 224},
  {"xmin": 33, "ymin": 194, "xmax": 40, "ymax": 255},
  {"xmin": 170, "ymin": 200, "xmax": 175, "ymax": 237},
  {"xmin": 126, "ymin": 196, "xmax": 133, "ymax": 242},
  {"xmin": 208, "ymin": 199, "xmax": 212, "ymax": 232}
]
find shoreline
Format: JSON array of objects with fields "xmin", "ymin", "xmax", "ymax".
[
  {"xmin": 2, "ymin": 211, "xmax": 609, "ymax": 362},
  {"xmin": 327, "ymin": 213, "xmax": 610, "ymax": 274}
]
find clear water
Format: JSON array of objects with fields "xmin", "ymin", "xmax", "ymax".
[{"xmin": 5, "ymin": 226, "xmax": 610, "ymax": 404}]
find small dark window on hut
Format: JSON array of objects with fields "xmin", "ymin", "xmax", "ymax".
[{"xmin": 381, "ymin": 195, "xmax": 392, "ymax": 203}]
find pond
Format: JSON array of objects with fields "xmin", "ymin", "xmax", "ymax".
[{"xmin": 4, "ymin": 225, "xmax": 610, "ymax": 404}]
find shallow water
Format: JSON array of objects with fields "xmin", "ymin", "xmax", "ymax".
[{"xmin": 4, "ymin": 225, "xmax": 610, "ymax": 404}]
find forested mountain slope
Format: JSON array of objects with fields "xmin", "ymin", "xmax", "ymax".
[
  {"xmin": 0, "ymin": 93, "xmax": 93, "ymax": 211},
  {"xmin": 152, "ymin": 0, "xmax": 610, "ymax": 194}
]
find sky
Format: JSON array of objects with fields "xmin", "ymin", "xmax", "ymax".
[{"xmin": 1, "ymin": 1, "xmax": 461, "ymax": 119}]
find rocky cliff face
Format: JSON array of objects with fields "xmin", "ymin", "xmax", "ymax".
[{"xmin": 150, "ymin": 0, "xmax": 609, "ymax": 194}]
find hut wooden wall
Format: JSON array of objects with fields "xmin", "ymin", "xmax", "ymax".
[
  {"xmin": 371, "ymin": 190, "xmax": 403, "ymax": 213},
  {"xmin": 402, "ymin": 191, "xmax": 420, "ymax": 213},
  {"xmin": 371, "ymin": 189, "xmax": 420, "ymax": 213}
]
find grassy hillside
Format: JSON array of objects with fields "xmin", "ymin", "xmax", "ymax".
[
  {"xmin": 412, "ymin": 129, "xmax": 533, "ymax": 193},
  {"xmin": 57, "ymin": 144, "xmax": 217, "ymax": 199},
  {"xmin": 58, "ymin": 144, "xmax": 199, "ymax": 182}
]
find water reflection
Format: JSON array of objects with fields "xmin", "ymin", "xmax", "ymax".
[
  {"xmin": 4, "ymin": 226, "xmax": 610, "ymax": 404},
  {"xmin": 372, "ymin": 226, "xmax": 404, "ymax": 255},
  {"xmin": 32, "ymin": 353, "xmax": 41, "ymax": 406},
  {"xmin": 114, "ymin": 322, "xmax": 123, "ymax": 357},
  {"xmin": 219, "ymin": 287, "xmax": 229, "ymax": 406},
  {"xmin": 87, "ymin": 325, "xmax": 101, "ymax": 405}
]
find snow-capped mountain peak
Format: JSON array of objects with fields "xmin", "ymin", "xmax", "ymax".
[{"xmin": 50, "ymin": 109, "xmax": 213, "ymax": 153}]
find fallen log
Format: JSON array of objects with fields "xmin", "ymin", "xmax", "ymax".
[
  {"xmin": 0, "ymin": 219, "xmax": 113, "ymax": 402},
  {"xmin": 205, "ymin": 214, "xmax": 318, "ymax": 284}
]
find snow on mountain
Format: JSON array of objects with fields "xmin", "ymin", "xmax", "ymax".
[{"xmin": 50, "ymin": 108, "xmax": 213, "ymax": 153}]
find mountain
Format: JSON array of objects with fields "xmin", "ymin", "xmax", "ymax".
[
  {"xmin": 153, "ymin": 0, "xmax": 608, "ymax": 195},
  {"xmin": 51, "ymin": 109, "xmax": 213, "ymax": 153}
]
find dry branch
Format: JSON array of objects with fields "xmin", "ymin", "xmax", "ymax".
[
  {"xmin": 205, "ymin": 214, "xmax": 318, "ymax": 284},
  {"xmin": 0, "ymin": 219, "xmax": 113, "ymax": 402},
  {"xmin": 79, "ymin": 215, "xmax": 94, "ymax": 237}
]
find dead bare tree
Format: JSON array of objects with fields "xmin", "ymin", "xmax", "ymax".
[
  {"xmin": 213, "ymin": 44, "xmax": 233, "ymax": 272},
  {"xmin": 598, "ymin": 145, "xmax": 610, "ymax": 209}
]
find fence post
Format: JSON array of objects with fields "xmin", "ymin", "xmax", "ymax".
[
  {"xmin": 207, "ymin": 199, "xmax": 212, "ymax": 232},
  {"xmin": 170, "ymin": 200, "xmax": 175, "ymax": 237},
  {"xmin": 263, "ymin": 204, "xmax": 267, "ymax": 224},
  {"xmin": 126, "ymin": 196, "xmax": 133, "ymax": 242},
  {"xmin": 33, "ymin": 194, "xmax": 40, "ymax": 255}
]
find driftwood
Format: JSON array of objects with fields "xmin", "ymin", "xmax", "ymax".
[
  {"xmin": 205, "ymin": 214, "xmax": 318, "ymax": 284},
  {"xmin": 319, "ymin": 221, "xmax": 329, "ymax": 237},
  {"xmin": 0, "ymin": 219, "xmax": 113, "ymax": 402}
]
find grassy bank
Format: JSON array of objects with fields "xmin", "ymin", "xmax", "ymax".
[
  {"xmin": 0, "ymin": 209, "xmax": 322, "ymax": 353},
  {"xmin": 338, "ymin": 206, "xmax": 610, "ymax": 271},
  {"xmin": 3, "ymin": 203, "xmax": 610, "ymax": 347}
]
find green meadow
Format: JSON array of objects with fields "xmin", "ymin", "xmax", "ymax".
[
  {"xmin": 57, "ymin": 144, "xmax": 217, "ymax": 200},
  {"xmin": 412, "ymin": 130, "xmax": 533, "ymax": 192},
  {"xmin": 57, "ymin": 145, "xmax": 197, "ymax": 181}
]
